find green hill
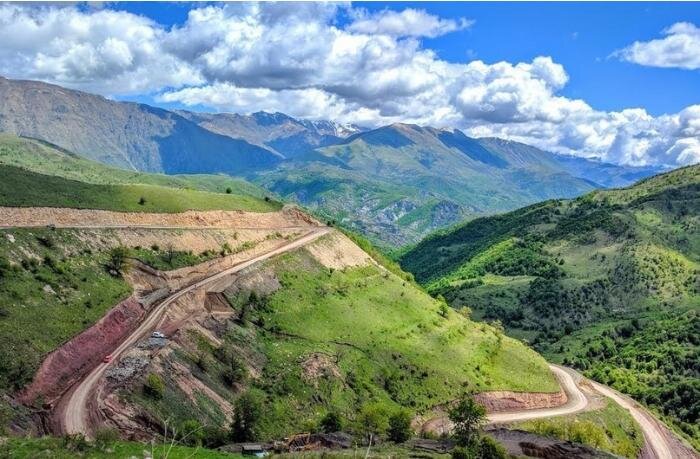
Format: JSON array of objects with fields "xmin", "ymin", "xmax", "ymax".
[
  {"xmin": 0, "ymin": 134, "xmax": 280, "ymax": 213},
  {"xmin": 399, "ymin": 165, "xmax": 700, "ymax": 447},
  {"xmin": 110, "ymin": 234, "xmax": 557, "ymax": 443}
]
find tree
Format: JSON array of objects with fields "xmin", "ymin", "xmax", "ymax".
[
  {"xmin": 138, "ymin": 196, "xmax": 147, "ymax": 206},
  {"xmin": 320, "ymin": 411, "xmax": 343, "ymax": 433},
  {"xmin": 437, "ymin": 295, "xmax": 449, "ymax": 318},
  {"xmin": 144, "ymin": 373, "xmax": 165, "ymax": 399},
  {"xmin": 387, "ymin": 409, "xmax": 413, "ymax": 443},
  {"xmin": 231, "ymin": 392, "xmax": 263, "ymax": 442},
  {"xmin": 448, "ymin": 393, "xmax": 486, "ymax": 448},
  {"xmin": 226, "ymin": 187, "xmax": 233, "ymax": 194},
  {"xmin": 106, "ymin": 246, "xmax": 130, "ymax": 276}
]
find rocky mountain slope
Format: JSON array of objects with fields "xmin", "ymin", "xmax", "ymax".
[
  {"xmin": 0, "ymin": 76, "xmax": 660, "ymax": 247},
  {"xmin": 0, "ymin": 77, "xmax": 281, "ymax": 174},
  {"xmin": 399, "ymin": 165, "xmax": 700, "ymax": 448},
  {"xmin": 257, "ymin": 124, "xmax": 660, "ymax": 246},
  {"xmin": 177, "ymin": 110, "xmax": 362, "ymax": 158}
]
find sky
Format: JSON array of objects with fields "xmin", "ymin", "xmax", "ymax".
[{"xmin": 1, "ymin": 1, "xmax": 699, "ymax": 167}]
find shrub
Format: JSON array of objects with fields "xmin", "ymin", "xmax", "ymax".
[
  {"xmin": 106, "ymin": 246, "xmax": 130, "ymax": 276},
  {"xmin": 320, "ymin": 411, "xmax": 343, "ymax": 433},
  {"xmin": 179, "ymin": 419, "xmax": 204, "ymax": 446},
  {"xmin": 202, "ymin": 425, "xmax": 229, "ymax": 448},
  {"xmin": 451, "ymin": 446, "xmax": 470, "ymax": 459},
  {"xmin": 477, "ymin": 436, "xmax": 509, "ymax": 458},
  {"xmin": 94, "ymin": 427, "xmax": 119, "ymax": 450},
  {"xmin": 448, "ymin": 393, "xmax": 486, "ymax": 448},
  {"xmin": 144, "ymin": 373, "xmax": 165, "ymax": 399},
  {"xmin": 388, "ymin": 409, "xmax": 413, "ymax": 443},
  {"xmin": 61, "ymin": 433, "xmax": 90, "ymax": 452},
  {"xmin": 358, "ymin": 403, "xmax": 389, "ymax": 442}
]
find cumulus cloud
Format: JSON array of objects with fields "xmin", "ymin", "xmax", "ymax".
[
  {"xmin": 616, "ymin": 22, "xmax": 700, "ymax": 70},
  {"xmin": 0, "ymin": 3, "xmax": 698, "ymax": 167},
  {"xmin": 0, "ymin": 4, "xmax": 201, "ymax": 94},
  {"xmin": 347, "ymin": 8, "xmax": 473, "ymax": 38}
]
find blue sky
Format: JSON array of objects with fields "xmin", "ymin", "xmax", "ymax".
[
  {"xmin": 2, "ymin": 2, "xmax": 700, "ymax": 167},
  {"xmin": 113, "ymin": 1, "xmax": 700, "ymax": 117}
]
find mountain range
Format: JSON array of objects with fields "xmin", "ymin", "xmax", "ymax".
[{"xmin": 0, "ymin": 76, "xmax": 661, "ymax": 246}]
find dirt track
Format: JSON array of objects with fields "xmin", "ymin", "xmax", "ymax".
[
  {"xmin": 58, "ymin": 227, "xmax": 330, "ymax": 437},
  {"xmin": 0, "ymin": 206, "xmax": 318, "ymax": 229}
]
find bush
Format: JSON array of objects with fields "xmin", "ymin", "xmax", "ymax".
[
  {"xmin": 61, "ymin": 433, "xmax": 90, "ymax": 452},
  {"xmin": 358, "ymin": 403, "xmax": 389, "ymax": 441},
  {"xmin": 320, "ymin": 411, "xmax": 343, "ymax": 433},
  {"xmin": 179, "ymin": 419, "xmax": 204, "ymax": 446},
  {"xmin": 144, "ymin": 373, "xmax": 165, "ymax": 399},
  {"xmin": 451, "ymin": 446, "xmax": 470, "ymax": 459},
  {"xmin": 106, "ymin": 246, "xmax": 130, "ymax": 276},
  {"xmin": 202, "ymin": 425, "xmax": 229, "ymax": 448},
  {"xmin": 448, "ymin": 393, "xmax": 486, "ymax": 448},
  {"xmin": 231, "ymin": 392, "xmax": 263, "ymax": 442},
  {"xmin": 477, "ymin": 436, "xmax": 508, "ymax": 459},
  {"xmin": 388, "ymin": 409, "xmax": 413, "ymax": 443},
  {"xmin": 94, "ymin": 427, "xmax": 119, "ymax": 450}
]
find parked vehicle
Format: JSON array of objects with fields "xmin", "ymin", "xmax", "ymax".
[
  {"xmin": 151, "ymin": 331, "xmax": 166, "ymax": 339},
  {"xmin": 103, "ymin": 354, "xmax": 113, "ymax": 363}
]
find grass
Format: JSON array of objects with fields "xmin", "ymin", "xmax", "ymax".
[
  {"xmin": 1, "ymin": 436, "xmax": 243, "ymax": 459},
  {"xmin": 0, "ymin": 164, "xmax": 281, "ymax": 213},
  {"xmin": 513, "ymin": 401, "xmax": 645, "ymax": 458},
  {"xmin": 235, "ymin": 249, "xmax": 555, "ymax": 438},
  {"xmin": 400, "ymin": 164, "xmax": 700, "ymax": 448},
  {"xmin": 123, "ymin": 244, "xmax": 557, "ymax": 442},
  {"xmin": 0, "ymin": 134, "xmax": 281, "ymax": 213},
  {"xmin": 0, "ymin": 228, "xmax": 131, "ymax": 394}
]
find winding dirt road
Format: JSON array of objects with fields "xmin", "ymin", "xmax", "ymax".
[
  {"xmin": 487, "ymin": 365, "xmax": 587, "ymax": 424},
  {"xmin": 58, "ymin": 227, "xmax": 330, "ymax": 437}
]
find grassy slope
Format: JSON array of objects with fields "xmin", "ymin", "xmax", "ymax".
[
  {"xmin": 2, "ymin": 436, "xmax": 243, "ymax": 459},
  {"xmin": 0, "ymin": 134, "xmax": 280, "ymax": 213},
  {"xmin": 399, "ymin": 165, "xmax": 700, "ymax": 447},
  {"xmin": 0, "ymin": 229, "xmax": 132, "ymax": 396},
  {"xmin": 130, "ymin": 242, "xmax": 557, "ymax": 441},
  {"xmin": 514, "ymin": 400, "xmax": 644, "ymax": 458}
]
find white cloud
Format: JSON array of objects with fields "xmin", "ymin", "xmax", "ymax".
[
  {"xmin": 347, "ymin": 8, "xmax": 473, "ymax": 38},
  {"xmin": 0, "ymin": 4, "xmax": 202, "ymax": 94},
  {"xmin": 0, "ymin": 3, "xmax": 698, "ymax": 167},
  {"xmin": 616, "ymin": 22, "xmax": 700, "ymax": 70}
]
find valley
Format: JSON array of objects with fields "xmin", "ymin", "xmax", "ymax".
[
  {"xmin": 400, "ymin": 165, "xmax": 700, "ymax": 451},
  {"xmin": 0, "ymin": 77, "xmax": 695, "ymax": 459},
  {"xmin": 0, "ymin": 77, "xmax": 660, "ymax": 246}
]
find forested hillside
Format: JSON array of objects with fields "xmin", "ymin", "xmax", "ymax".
[{"xmin": 399, "ymin": 165, "xmax": 700, "ymax": 448}]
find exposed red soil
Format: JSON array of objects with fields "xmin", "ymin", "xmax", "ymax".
[{"xmin": 18, "ymin": 296, "xmax": 147, "ymax": 407}]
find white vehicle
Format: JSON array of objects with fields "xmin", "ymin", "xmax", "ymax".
[{"xmin": 151, "ymin": 331, "xmax": 166, "ymax": 339}]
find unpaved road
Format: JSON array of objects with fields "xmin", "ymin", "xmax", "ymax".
[
  {"xmin": 486, "ymin": 365, "xmax": 588, "ymax": 423},
  {"xmin": 59, "ymin": 227, "xmax": 330, "ymax": 437},
  {"xmin": 588, "ymin": 380, "xmax": 674, "ymax": 459}
]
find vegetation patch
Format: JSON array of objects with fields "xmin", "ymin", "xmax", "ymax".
[
  {"xmin": 512, "ymin": 401, "xmax": 644, "ymax": 458},
  {"xmin": 400, "ymin": 165, "xmax": 700, "ymax": 447}
]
